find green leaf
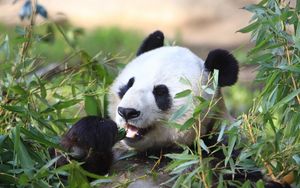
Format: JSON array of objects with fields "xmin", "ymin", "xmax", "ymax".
[
  {"xmin": 20, "ymin": 127, "xmax": 58, "ymax": 148},
  {"xmin": 165, "ymin": 153, "xmax": 198, "ymax": 161},
  {"xmin": 167, "ymin": 122, "xmax": 183, "ymax": 129},
  {"xmin": 0, "ymin": 135, "xmax": 7, "ymax": 146},
  {"xmin": 225, "ymin": 135, "xmax": 237, "ymax": 166},
  {"xmin": 12, "ymin": 126, "xmax": 35, "ymax": 170},
  {"xmin": 256, "ymin": 180, "xmax": 265, "ymax": 188},
  {"xmin": 175, "ymin": 89, "xmax": 191, "ymax": 99},
  {"xmin": 1, "ymin": 105, "xmax": 27, "ymax": 114},
  {"xmin": 272, "ymin": 88, "xmax": 300, "ymax": 109},
  {"xmin": 202, "ymin": 86, "xmax": 215, "ymax": 95},
  {"xmin": 169, "ymin": 104, "xmax": 190, "ymax": 122},
  {"xmin": 18, "ymin": 174, "xmax": 30, "ymax": 185},
  {"xmin": 277, "ymin": 64, "xmax": 300, "ymax": 73},
  {"xmin": 249, "ymin": 36, "xmax": 272, "ymax": 54},
  {"xmin": 36, "ymin": 75, "xmax": 47, "ymax": 98},
  {"xmin": 241, "ymin": 180, "xmax": 251, "ymax": 188},
  {"xmin": 10, "ymin": 85, "xmax": 28, "ymax": 96},
  {"xmin": 171, "ymin": 160, "xmax": 199, "ymax": 175},
  {"xmin": 193, "ymin": 100, "xmax": 209, "ymax": 117},
  {"xmin": 172, "ymin": 175, "xmax": 184, "ymax": 188},
  {"xmin": 179, "ymin": 77, "xmax": 192, "ymax": 86},
  {"xmin": 292, "ymin": 154, "xmax": 300, "ymax": 165},
  {"xmin": 237, "ymin": 21, "xmax": 260, "ymax": 33},
  {"xmin": 250, "ymin": 53, "xmax": 273, "ymax": 63},
  {"xmin": 84, "ymin": 95, "xmax": 100, "ymax": 116},
  {"xmin": 68, "ymin": 162, "xmax": 90, "ymax": 188},
  {"xmin": 0, "ymin": 173, "xmax": 18, "ymax": 184},
  {"xmin": 117, "ymin": 128, "xmax": 126, "ymax": 141},
  {"xmin": 217, "ymin": 124, "xmax": 227, "ymax": 142},
  {"xmin": 0, "ymin": 35, "xmax": 10, "ymax": 60},
  {"xmin": 180, "ymin": 118, "xmax": 195, "ymax": 131},
  {"xmin": 90, "ymin": 178, "xmax": 112, "ymax": 186},
  {"xmin": 35, "ymin": 156, "xmax": 62, "ymax": 179},
  {"xmin": 53, "ymin": 99, "xmax": 81, "ymax": 110},
  {"xmin": 199, "ymin": 139, "xmax": 210, "ymax": 154},
  {"xmin": 183, "ymin": 166, "xmax": 201, "ymax": 185}
]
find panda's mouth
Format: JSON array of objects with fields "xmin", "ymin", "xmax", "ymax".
[{"xmin": 125, "ymin": 123, "xmax": 152, "ymax": 140}]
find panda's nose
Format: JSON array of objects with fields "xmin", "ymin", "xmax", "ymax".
[{"xmin": 118, "ymin": 107, "xmax": 141, "ymax": 120}]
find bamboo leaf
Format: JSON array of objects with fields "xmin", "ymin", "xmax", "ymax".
[
  {"xmin": 169, "ymin": 104, "xmax": 190, "ymax": 122},
  {"xmin": 179, "ymin": 118, "xmax": 195, "ymax": 131},
  {"xmin": 53, "ymin": 99, "xmax": 81, "ymax": 110},
  {"xmin": 84, "ymin": 95, "xmax": 99, "ymax": 116},
  {"xmin": 237, "ymin": 21, "xmax": 260, "ymax": 33},
  {"xmin": 199, "ymin": 139, "xmax": 210, "ymax": 154},
  {"xmin": 272, "ymin": 88, "xmax": 300, "ymax": 109},
  {"xmin": 12, "ymin": 126, "xmax": 34, "ymax": 170},
  {"xmin": 1, "ymin": 105, "xmax": 27, "ymax": 114},
  {"xmin": 175, "ymin": 89, "xmax": 191, "ymax": 99},
  {"xmin": 225, "ymin": 135, "xmax": 237, "ymax": 166}
]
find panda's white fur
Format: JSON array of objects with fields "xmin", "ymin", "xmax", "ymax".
[{"xmin": 108, "ymin": 46, "xmax": 228, "ymax": 150}]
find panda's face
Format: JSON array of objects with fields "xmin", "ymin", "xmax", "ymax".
[
  {"xmin": 116, "ymin": 77, "xmax": 172, "ymax": 131},
  {"xmin": 108, "ymin": 46, "xmax": 209, "ymax": 150}
]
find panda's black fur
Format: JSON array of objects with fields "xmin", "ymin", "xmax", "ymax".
[
  {"xmin": 52, "ymin": 116, "xmax": 118, "ymax": 177},
  {"xmin": 136, "ymin": 30, "xmax": 164, "ymax": 56},
  {"xmin": 205, "ymin": 49, "xmax": 239, "ymax": 87}
]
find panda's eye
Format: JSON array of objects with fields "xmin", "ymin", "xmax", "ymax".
[
  {"xmin": 118, "ymin": 77, "xmax": 135, "ymax": 99},
  {"xmin": 153, "ymin": 85, "xmax": 172, "ymax": 111},
  {"xmin": 153, "ymin": 85, "xmax": 168, "ymax": 96}
]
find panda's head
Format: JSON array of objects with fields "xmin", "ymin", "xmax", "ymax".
[{"xmin": 108, "ymin": 31, "xmax": 238, "ymax": 150}]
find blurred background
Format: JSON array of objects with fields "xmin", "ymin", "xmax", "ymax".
[
  {"xmin": 0, "ymin": 0, "xmax": 259, "ymax": 114},
  {"xmin": 0, "ymin": 0, "xmax": 256, "ymax": 48}
]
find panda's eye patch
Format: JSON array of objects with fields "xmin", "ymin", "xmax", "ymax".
[
  {"xmin": 118, "ymin": 77, "xmax": 135, "ymax": 99},
  {"xmin": 153, "ymin": 85, "xmax": 172, "ymax": 111},
  {"xmin": 153, "ymin": 85, "xmax": 169, "ymax": 96}
]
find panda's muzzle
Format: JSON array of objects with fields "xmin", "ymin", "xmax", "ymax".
[{"xmin": 118, "ymin": 107, "xmax": 152, "ymax": 140}]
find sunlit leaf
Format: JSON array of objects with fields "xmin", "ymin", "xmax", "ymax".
[
  {"xmin": 175, "ymin": 89, "xmax": 191, "ymax": 99},
  {"xmin": 199, "ymin": 139, "xmax": 210, "ymax": 154}
]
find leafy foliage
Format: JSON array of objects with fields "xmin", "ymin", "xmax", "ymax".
[
  {"xmin": 1, "ymin": 0, "xmax": 299, "ymax": 187},
  {"xmin": 239, "ymin": 0, "xmax": 300, "ymax": 185},
  {"xmin": 0, "ymin": 7, "xmax": 138, "ymax": 187},
  {"xmin": 164, "ymin": 0, "xmax": 300, "ymax": 187}
]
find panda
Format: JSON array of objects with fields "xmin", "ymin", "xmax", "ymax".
[
  {"xmin": 108, "ymin": 31, "xmax": 292, "ymax": 188},
  {"xmin": 108, "ymin": 30, "xmax": 238, "ymax": 151}
]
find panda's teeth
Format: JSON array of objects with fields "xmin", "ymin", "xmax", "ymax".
[
  {"xmin": 125, "ymin": 124, "xmax": 139, "ymax": 138},
  {"xmin": 125, "ymin": 123, "xmax": 152, "ymax": 139}
]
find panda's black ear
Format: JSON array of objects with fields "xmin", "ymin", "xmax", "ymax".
[
  {"xmin": 204, "ymin": 49, "xmax": 239, "ymax": 87},
  {"xmin": 136, "ymin": 30, "xmax": 164, "ymax": 56}
]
